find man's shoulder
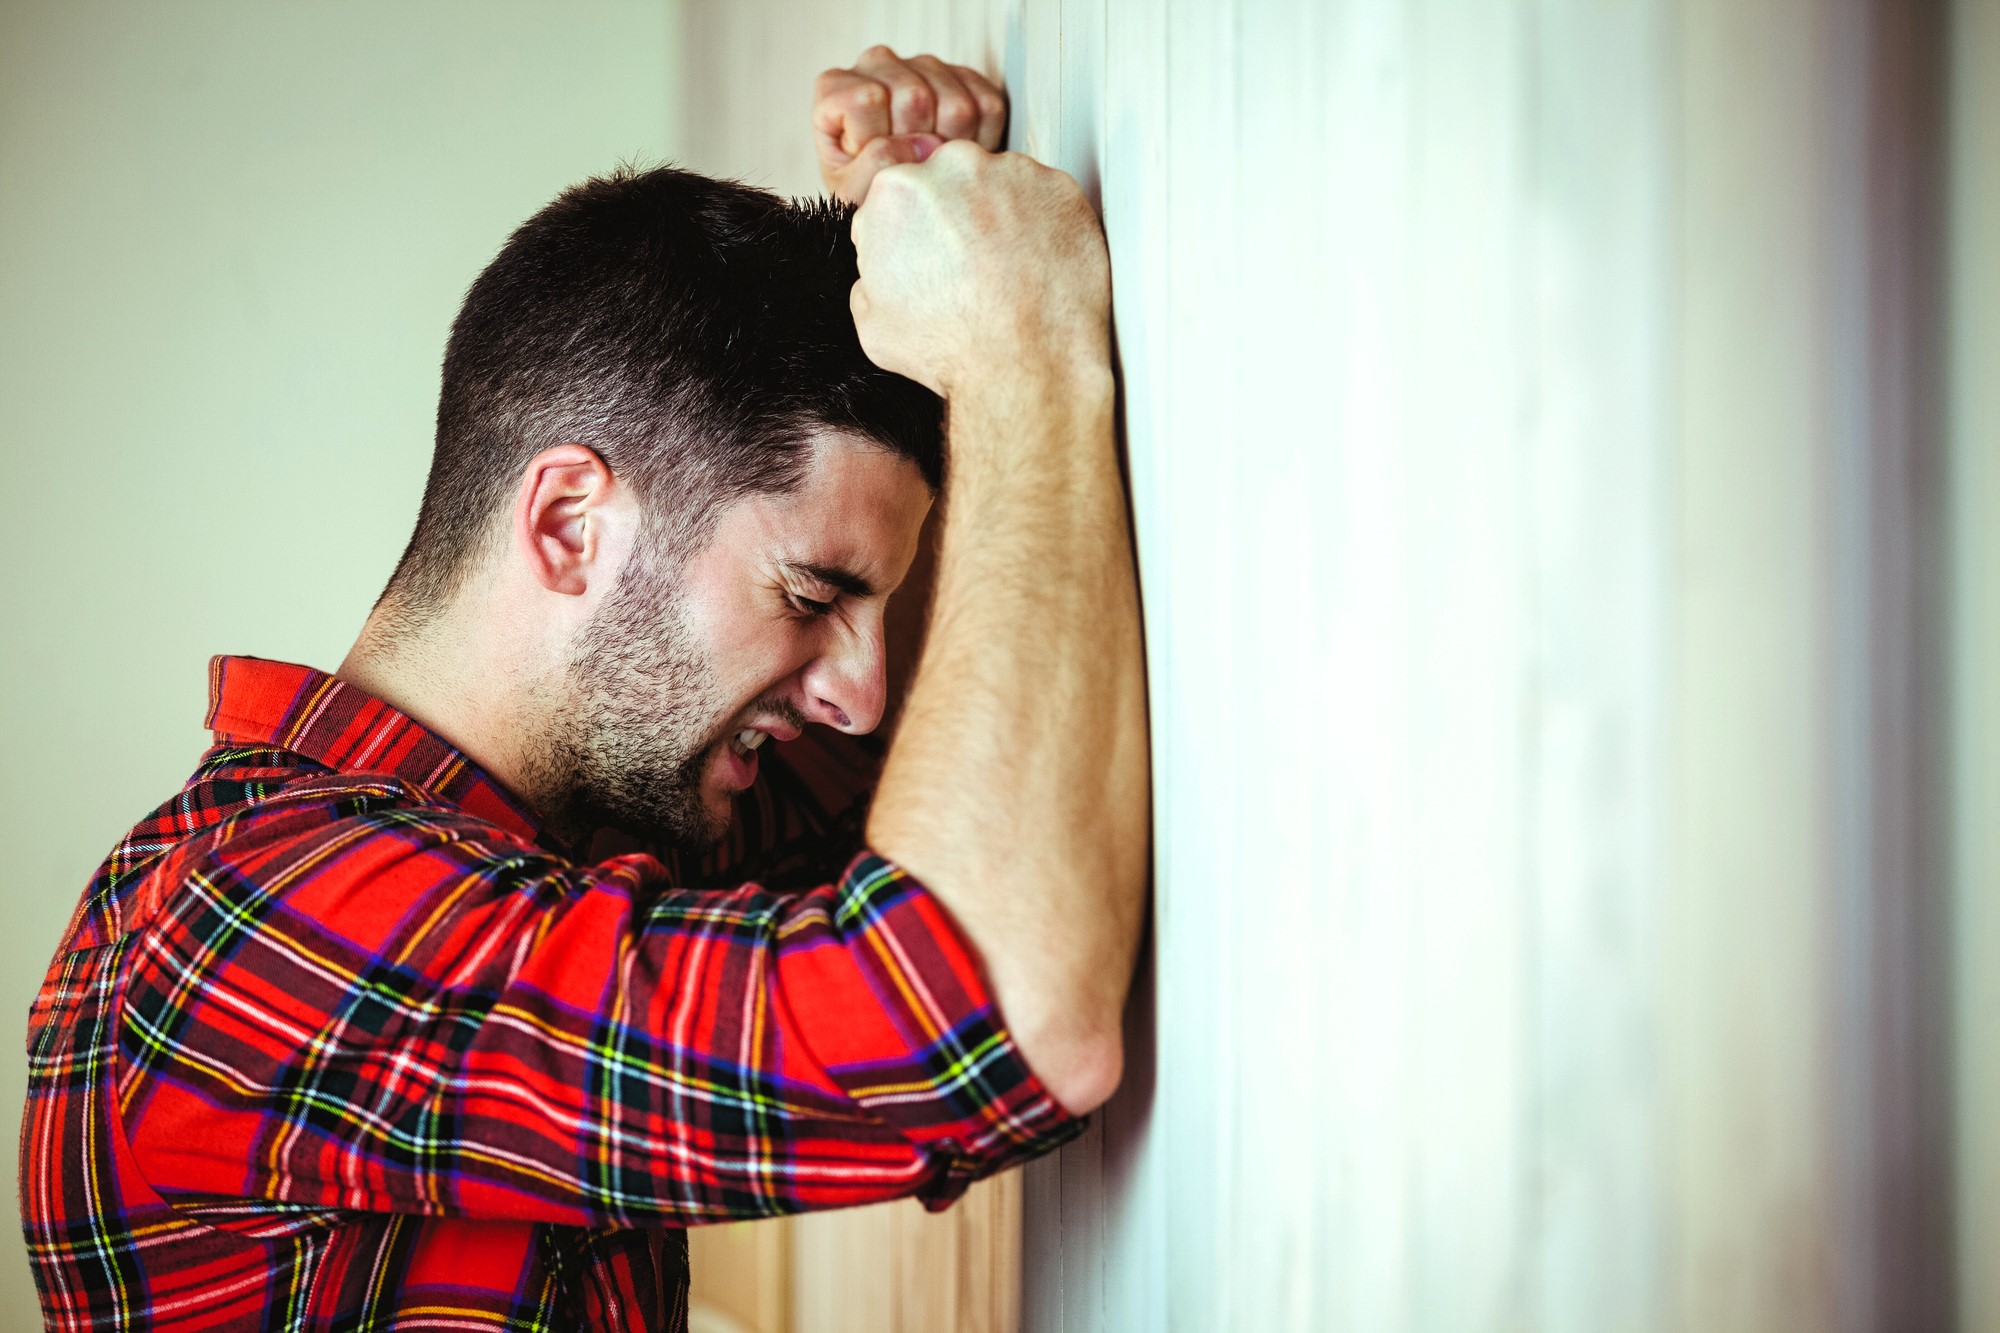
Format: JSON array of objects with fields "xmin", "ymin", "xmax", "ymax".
[{"xmin": 60, "ymin": 743, "xmax": 556, "ymax": 959}]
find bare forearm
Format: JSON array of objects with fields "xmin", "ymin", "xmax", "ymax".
[{"xmin": 868, "ymin": 362, "xmax": 1148, "ymax": 1114}]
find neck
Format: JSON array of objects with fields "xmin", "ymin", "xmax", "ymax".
[{"xmin": 336, "ymin": 591, "xmax": 552, "ymax": 816}]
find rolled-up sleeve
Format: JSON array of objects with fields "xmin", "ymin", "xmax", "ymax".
[
  {"xmin": 117, "ymin": 804, "xmax": 1078, "ymax": 1228},
  {"xmin": 769, "ymin": 852, "xmax": 1082, "ymax": 1207}
]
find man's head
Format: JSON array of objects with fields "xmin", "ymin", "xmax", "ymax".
[{"xmin": 372, "ymin": 166, "xmax": 942, "ymax": 849}]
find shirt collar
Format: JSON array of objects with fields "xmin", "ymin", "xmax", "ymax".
[{"xmin": 204, "ymin": 654, "xmax": 546, "ymax": 847}]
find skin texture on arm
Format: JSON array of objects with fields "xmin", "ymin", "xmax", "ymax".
[{"xmin": 848, "ymin": 141, "xmax": 1150, "ymax": 1117}]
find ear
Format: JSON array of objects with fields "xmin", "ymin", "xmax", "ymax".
[{"xmin": 511, "ymin": 444, "xmax": 619, "ymax": 596}]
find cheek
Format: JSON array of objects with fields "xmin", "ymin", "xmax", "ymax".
[{"xmin": 677, "ymin": 596, "xmax": 822, "ymax": 704}]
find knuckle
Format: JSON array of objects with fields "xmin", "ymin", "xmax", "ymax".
[
  {"xmin": 862, "ymin": 43, "xmax": 898, "ymax": 61},
  {"xmin": 851, "ymin": 81, "xmax": 887, "ymax": 107},
  {"xmin": 871, "ymin": 160, "xmax": 916, "ymax": 189}
]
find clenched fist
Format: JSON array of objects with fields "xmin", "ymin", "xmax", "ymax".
[
  {"xmin": 849, "ymin": 140, "xmax": 1111, "ymax": 402},
  {"xmin": 814, "ymin": 46, "xmax": 1008, "ymax": 205}
]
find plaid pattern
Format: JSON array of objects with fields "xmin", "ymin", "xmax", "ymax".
[{"xmin": 22, "ymin": 656, "xmax": 1078, "ymax": 1330}]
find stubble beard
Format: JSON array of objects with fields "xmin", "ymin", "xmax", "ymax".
[{"xmin": 527, "ymin": 547, "xmax": 733, "ymax": 853}]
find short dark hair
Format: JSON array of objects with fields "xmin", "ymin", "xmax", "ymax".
[{"xmin": 384, "ymin": 164, "xmax": 944, "ymax": 615}]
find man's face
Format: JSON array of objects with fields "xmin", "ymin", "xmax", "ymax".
[{"xmin": 537, "ymin": 436, "xmax": 932, "ymax": 848}]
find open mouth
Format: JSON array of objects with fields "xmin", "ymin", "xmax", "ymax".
[{"xmin": 729, "ymin": 728, "xmax": 770, "ymax": 757}]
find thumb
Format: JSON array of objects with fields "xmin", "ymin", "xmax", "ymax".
[
  {"xmin": 834, "ymin": 133, "xmax": 944, "ymax": 204},
  {"xmin": 870, "ymin": 132, "xmax": 944, "ymax": 166}
]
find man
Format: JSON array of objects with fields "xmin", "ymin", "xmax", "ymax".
[{"xmin": 19, "ymin": 46, "xmax": 1147, "ymax": 1332}]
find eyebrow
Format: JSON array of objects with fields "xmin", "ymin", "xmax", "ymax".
[{"xmin": 785, "ymin": 561, "xmax": 875, "ymax": 599}]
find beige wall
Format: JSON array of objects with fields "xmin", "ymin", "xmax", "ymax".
[{"xmin": 0, "ymin": 2, "xmax": 679, "ymax": 1321}]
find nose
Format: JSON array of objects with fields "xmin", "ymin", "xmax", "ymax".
[{"xmin": 799, "ymin": 611, "xmax": 887, "ymax": 735}]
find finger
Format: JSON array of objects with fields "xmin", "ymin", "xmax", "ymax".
[
  {"xmin": 952, "ymin": 64, "xmax": 1009, "ymax": 151},
  {"xmin": 853, "ymin": 44, "xmax": 937, "ymax": 138},
  {"xmin": 828, "ymin": 134, "xmax": 941, "ymax": 207},
  {"xmin": 813, "ymin": 67, "xmax": 892, "ymax": 162},
  {"xmin": 849, "ymin": 191, "xmax": 873, "ymax": 251},
  {"xmin": 906, "ymin": 54, "xmax": 979, "ymax": 142}
]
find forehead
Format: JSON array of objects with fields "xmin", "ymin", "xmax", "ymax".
[{"xmin": 705, "ymin": 433, "xmax": 932, "ymax": 581}]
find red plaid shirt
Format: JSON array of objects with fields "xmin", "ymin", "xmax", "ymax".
[{"xmin": 22, "ymin": 656, "xmax": 1077, "ymax": 1330}]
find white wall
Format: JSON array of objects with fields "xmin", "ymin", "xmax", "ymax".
[
  {"xmin": 682, "ymin": 1, "xmax": 1964, "ymax": 1329},
  {"xmin": 0, "ymin": 3, "xmax": 680, "ymax": 1321}
]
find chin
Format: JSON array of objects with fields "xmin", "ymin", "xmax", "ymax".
[
  {"xmin": 699, "ymin": 789, "xmax": 736, "ymax": 838},
  {"xmin": 577, "ymin": 755, "xmax": 737, "ymax": 856}
]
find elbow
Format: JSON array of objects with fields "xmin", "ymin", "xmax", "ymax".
[{"xmin": 1025, "ymin": 1023, "xmax": 1124, "ymax": 1118}]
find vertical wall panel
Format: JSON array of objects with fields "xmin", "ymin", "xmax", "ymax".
[
  {"xmin": 1150, "ymin": 0, "xmax": 1239, "ymax": 1325},
  {"xmin": 1951, "ymin": 1, "xmax": 2000, "ymax": 1329},
  {"xmin": 785, "ymin": 1173, "xmax": 1020, "ymax": 1333},
  {"xmin": 1034, "ymin": 0, "xmax": 1169, "ymax": 1324},
  {"xmin": 1846, "ymin": 3, "xmax": 1950, "ymax": 1326},
  {"xmin": 1405, "ymin": 6, "xmax": 1536, "ymax": 1324},
  {"xmin": 1523, "ymin": 4, "xmax": 1671, "ymax": 1328},
  {"xmin": 1660, "ymin": 4, "xmax": 1946, "ymax": 1326},
  {"xmin": 1667, "ymin": 3, "xmax": 1838, "ymax": 1328}
]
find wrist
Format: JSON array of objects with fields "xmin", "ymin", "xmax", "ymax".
[
  {"xmin": 941, "ymin": 361, "xmax": 1116, "ymax": 490},
  {"xmin": 945, "ymin": 346, "xmax": 1114, "ymax": 409}
]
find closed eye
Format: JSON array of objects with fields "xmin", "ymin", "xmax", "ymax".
[{"xmin": 789, "ymin": 592, "xmax": 838, "ymax": 617}]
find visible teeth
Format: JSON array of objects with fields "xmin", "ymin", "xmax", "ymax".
[{"xmin": 736, "ymin": 729, "xmax": 768, "ymax": 752}]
